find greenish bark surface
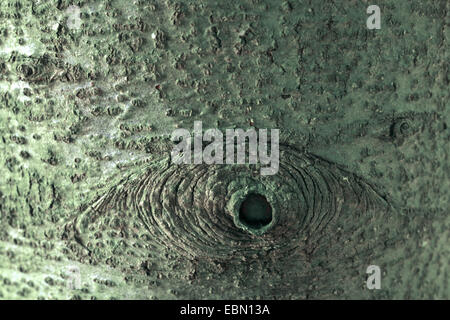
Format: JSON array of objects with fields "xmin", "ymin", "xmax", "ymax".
[{"xmin": 0, "ymin": 0, "xmax": 448, "ymax": 299}]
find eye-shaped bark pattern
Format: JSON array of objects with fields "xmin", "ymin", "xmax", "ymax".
[
  {"xmin": 71, "ymin": 144, "xmax": 392, "ymax": 261},
  {"xmin": 12, "ymin": 55, "xmax": 87, "ymax": 84}
]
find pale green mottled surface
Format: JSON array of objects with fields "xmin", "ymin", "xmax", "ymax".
[{"xmin": 0, "ymin": 0, "xmax": 449, "ymax": 299}]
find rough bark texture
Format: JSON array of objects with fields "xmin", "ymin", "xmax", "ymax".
[{"xmin": 0, "ymin": 0, "xmax": 448, "ymax": 299}]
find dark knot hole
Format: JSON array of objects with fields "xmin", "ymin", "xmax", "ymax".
[{"xmin": 238, "ymin": 193, "xmax": 273, "ymax": 230}]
